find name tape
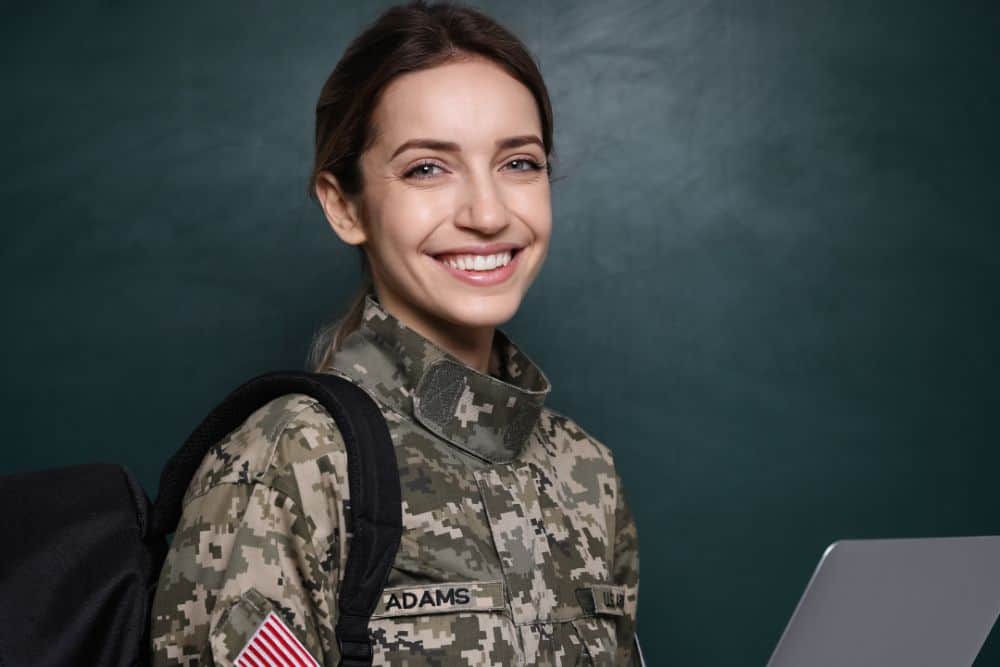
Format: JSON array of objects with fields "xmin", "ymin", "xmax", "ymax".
[
  {"xmin": 372, "ymin": 580, "xmax": 505, "ymax": 618},
  {"xmin": 576, "ymin": 584, "xmax": 627, "ymax": 617}
]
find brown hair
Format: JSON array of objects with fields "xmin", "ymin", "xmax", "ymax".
[{"xmin": 305, "ymin": 0, "xmax": 556, "ymax": 372}]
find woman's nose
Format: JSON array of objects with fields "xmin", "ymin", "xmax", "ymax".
[{"xmin": 454, "ymin": 171, "xmax": 508, "ymax": 235}]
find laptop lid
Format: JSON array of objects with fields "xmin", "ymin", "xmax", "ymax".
[{"xmin": 767, "ymin": 536, "xmax": 1000, "ymax": 667}]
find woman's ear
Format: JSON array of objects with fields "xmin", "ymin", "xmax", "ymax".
[{"xmin": 315, "ymin": 171, "xmax": 366, "ymax": 246}]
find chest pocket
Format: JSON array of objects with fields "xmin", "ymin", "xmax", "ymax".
[
  {"xmin": 367, "ymin": 580, "xmax": 523, "ymax": 666},
  {"xmin": 571, "ymin": 584, "xmax": 627, "ymax": 667}
]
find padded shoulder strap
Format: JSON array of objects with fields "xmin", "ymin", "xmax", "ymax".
[{"xmin": 150, "ymin": 370, "xmax": 401, "ymax": 667}]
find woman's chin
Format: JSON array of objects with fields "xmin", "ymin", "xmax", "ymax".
[{"xmin": 431, "ymin": 288, "xmax": 523, "ymax": 329}]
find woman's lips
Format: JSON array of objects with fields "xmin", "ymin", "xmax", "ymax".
[{"xmin": 430, "ymin": 248, "xmax": 522, "ymax": 286}]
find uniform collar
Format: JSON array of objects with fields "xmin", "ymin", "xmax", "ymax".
[{"xmin": 324, "ymin": 292, "xmax": 552, "ymax": 464}]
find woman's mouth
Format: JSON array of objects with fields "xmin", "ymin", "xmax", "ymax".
[{"xmin": 429, "ymin": 247, "xmax": 523, "ymax": 286}]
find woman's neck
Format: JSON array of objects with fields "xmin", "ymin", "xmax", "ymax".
[{"xmin": 374, "ymin": 287, "xmax": 497, "ymax": 376}]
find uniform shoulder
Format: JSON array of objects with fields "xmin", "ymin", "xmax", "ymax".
[
  {"xmin": 539, "ymin": 405, "xmax": 617, "ymax": 470},
  {"xmin": 183, "ymin": 392, "xmax": 345, "ymax": 504}
]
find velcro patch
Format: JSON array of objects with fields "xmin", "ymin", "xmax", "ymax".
[
  {"xmin": 372, "ymin": 580, "xmax": 505, "ymax": 618},
  {"xmin": 576, "ymin": 584, "xmax": 627, "ymax": 617},
  {"xmin": 235, "ymin": 612, "xmax": 319, "ymax": 667}
]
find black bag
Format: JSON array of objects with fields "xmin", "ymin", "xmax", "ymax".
[{"xmin": 0, "ymin": 371, "xmax": 402, "ymax": 667}]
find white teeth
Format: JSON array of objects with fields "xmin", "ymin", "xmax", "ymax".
[{"xmin": 441, "ymin": 251, "xmax": 513, "ymax": 272}]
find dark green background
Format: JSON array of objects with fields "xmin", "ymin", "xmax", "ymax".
[{"xmin": 2, "ymin": 2, "xmax": 997, "ymax": 664}]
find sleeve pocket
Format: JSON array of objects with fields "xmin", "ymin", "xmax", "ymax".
[{"xmin": 210, "ymin": 588, "xmax": 322, "ymax": 667}]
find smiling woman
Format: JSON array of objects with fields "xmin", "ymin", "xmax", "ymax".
[
  {"xmin": 312, "ymin": 55, "xmax": 552, "ymax": 374},
  {"xmin": 149, "ymin": 2, "xmax": 641, "ymax": 665}
]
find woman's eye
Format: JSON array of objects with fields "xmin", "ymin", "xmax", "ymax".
[
  {"xmin": 404, "ymin": 162, "xmax": 445, "ymax": 179},
  {"xmin": 505, "ymin": 158, "xmax": 543, "ymax": 172}
]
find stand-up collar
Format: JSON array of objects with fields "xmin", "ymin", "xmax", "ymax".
[{"xmin": 323, "ymin": 293, "xmax": 551, "ymax": 464}]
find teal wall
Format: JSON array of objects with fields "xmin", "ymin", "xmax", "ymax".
[{"xmin": 2, "ymin": 2, "xmax": 998, "ymax": 664}]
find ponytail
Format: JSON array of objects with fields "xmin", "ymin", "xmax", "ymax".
[{"xmin": 306, "ymin": 250, "xmax": 373, "ymax": 372}]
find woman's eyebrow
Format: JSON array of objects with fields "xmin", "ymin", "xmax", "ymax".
[{"xmin": 390, "ymin": 135, "xmax": 543, "ymax": 160}]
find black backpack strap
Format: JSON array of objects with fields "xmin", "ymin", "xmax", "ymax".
[{"xmin": 150, "ymin": 370, "xmax": 401, "ymax": 667}]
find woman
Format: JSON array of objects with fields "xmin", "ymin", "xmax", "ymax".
[{"xmin": 150, "ymin": 1, "xmax": 640, "ymax": 665}]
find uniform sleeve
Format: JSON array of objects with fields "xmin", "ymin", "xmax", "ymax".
[
  {"xmin": 150, "ymin": 398, "xmax": 350, "ymax": 666},
  {"xmin": 612, "ymin": 470, "xmax": 641, "ymax": 666}
]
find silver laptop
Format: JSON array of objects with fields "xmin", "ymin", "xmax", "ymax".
[{"xmin": 767, "ymin": 536, "xmax": 1000, "ymax": 667}]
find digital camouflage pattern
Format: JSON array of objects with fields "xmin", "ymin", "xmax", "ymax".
[{"xmin": 151, "ymin": 292, "xmax": 640, "ymax": 666}]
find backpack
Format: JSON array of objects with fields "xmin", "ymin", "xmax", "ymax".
[{"xmin": 0, "ymin": 370, "xmax": 402, "ymax": 667}]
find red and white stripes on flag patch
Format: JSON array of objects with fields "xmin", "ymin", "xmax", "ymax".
[{"xmin": 235, "ymin": 612, "xmax": 320, "ymax": 667}]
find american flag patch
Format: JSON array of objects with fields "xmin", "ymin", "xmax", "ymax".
[{"xmin": 235, "ymin": 612, "xmax": 320, "ymax": 667}]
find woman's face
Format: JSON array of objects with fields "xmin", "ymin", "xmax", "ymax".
[{"xmin": 322, "ymin": 56, "xmax": 551, "ymax": 341}]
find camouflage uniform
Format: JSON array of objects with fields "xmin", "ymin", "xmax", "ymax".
[{"xmin": 151, "ymin": 292, "xmax": 640, "ymax": 666}]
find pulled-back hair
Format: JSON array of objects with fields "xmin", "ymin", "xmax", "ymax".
[{"xmin": 305, "ymin": 0, "xmax": 555, "ymax": 372}]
